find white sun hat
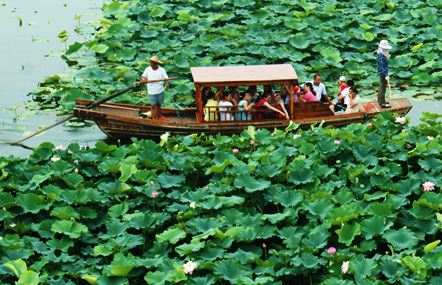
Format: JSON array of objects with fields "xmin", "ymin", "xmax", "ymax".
[
  {"xmin": 339, "ymin": 76, "xmax": 347, "ymax": 81},
  {"xmin": 378, "ymin": 40, "xmax": 392, "ymax": 50}
]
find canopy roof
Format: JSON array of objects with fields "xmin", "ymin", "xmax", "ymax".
[{"xmin": 191, "ymin": 64, "xmax": 298, "ymax": 87}]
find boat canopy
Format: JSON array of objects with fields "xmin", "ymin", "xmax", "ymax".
[{"xmin": 191, "ymin": 64, "xmax": 298, "ymax": 87}]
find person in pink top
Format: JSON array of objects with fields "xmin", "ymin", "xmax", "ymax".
[{"xmin": 303, "ymin": 82, "xmax": 319, "ymax": 102}]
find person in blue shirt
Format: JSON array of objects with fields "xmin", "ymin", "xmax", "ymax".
[{"xmin": 376, "ymin": 40, "xmax": 392, "ymax": 108}]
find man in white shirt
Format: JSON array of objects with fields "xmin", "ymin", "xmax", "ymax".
[
  {"xmin": 311, "ymin": 74, "xmax": 331, "ymax": 104},
  {"xmin": 140, "ymin": 55, "xmax": 169, "ymax": 120}
]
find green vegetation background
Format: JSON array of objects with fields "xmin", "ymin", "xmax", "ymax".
[
  {"xmin": 30, "ymin": 0, "xmax": 442, "ymax": 111},
  {"xmin": 0, "ymin": 113, "xmax": 441, "ymax": 284}
]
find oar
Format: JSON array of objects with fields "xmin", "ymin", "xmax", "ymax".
[{"xmin": 9, "ymin": 77, "xmax": 177, "ymax": 145}]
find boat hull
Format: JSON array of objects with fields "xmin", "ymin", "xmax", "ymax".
[{"xmin": 74, "ymin": 99, "xmax": 412, "ymax": 140}]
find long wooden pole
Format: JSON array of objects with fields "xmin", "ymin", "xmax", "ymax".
[{"xmin": 9, "ymin": 77, "xmax": 177, "ymax": 145}]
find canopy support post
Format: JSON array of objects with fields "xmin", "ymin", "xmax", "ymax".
[
  {"xmin": 289, "ymin": 83, "xmax": 294, "ymax": 120},
  {"xmin": 195, "ymin": 85, "xmax": 203, "ymax": 123}
]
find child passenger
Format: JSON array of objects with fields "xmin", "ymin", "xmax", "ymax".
[{"xmin": 237, "ymin": 93, "xmax": 255, "ymax": 121}]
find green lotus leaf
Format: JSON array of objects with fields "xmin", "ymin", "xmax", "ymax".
[
  {"xmin": 17, "ymin": 270, "xmax": 40, "ymax": 285},
  {"xmin": 47, "ymin": 237, "xmax": 74, "ymax": 252},
  {"xmin": 336, "ymin": 222, "xmax": 361, "ymax": 246},
  {"xmin": 234, "ymin": 174, "xmax": 270, "ymax": 193},
  {"xmin": 304, "ymin": 198, "xmax": 333, "ymax": 220},
  {"xmin": 186, "ymin": 217, "xmax": 223, "ymax": 234},
  {"xmin": 158, "ymin": 173, "xmax": 185, "ymax": 188},
  {"xmin": 119, "ymin": 163, "xmax": 137, "ymax": 182},
  {"xmin": 366, "ymin": 202, "xmax": 393, "ymax": 217},
  {"xmin": 108, "ymin": 202, "xmax": 129, "ymax": 218},
  {"xmin": 214, "ymin": 260, "xmax": 251, "ymax": 283},
  {"xmin": 81, "ymin": 274, "xmax": 100, "ymax": 285},
  {"xmin": 50, "ymin": 206, "xmax": 80, "ymax": 220},
  {"xmin": 350, "ymin": 255, "xmax": 378, "ymax": 280},
  {"xmin": 176, "ymin": 241, "xmax": 205, "ymax": 256},
  {"xmin": 327, "ymin": 203, "xmax": 362, "ymax": 225},
  {"xmin": 201, "ymin": 195, "xmax": 245, "ymax": 209},
  {"xmin": 3, "ymin": 259, "xmax": 27, "ymax": 278},
  {"xmin": 300, "ymin": 253, "xmax": 322, "ymax": 269},
  {"xmin": 62, "ymin": 173, "xmax": 84, "ymax": 188},
  {"xmin": 103, "ymin": 1, "xmax": 121, "ymax": 13},
  {"xmin": 272, "ymin": 190, "xmax": 303, "ymax": 208},
  {"xmin": 402, "ymin": 256, "xmax": 427, "ymax": 279},
  {"xmin": 105, "ymin": 253, "xmax": 138, "ymax": 277},
  {"xmin": 17, "ymin": 193, "xmax": 49, "ymax": 214},
  {"xmin": 423, "ymin": 240, "xmax": 440, "ymax": 252},
  {"xmin": 384, "ymin": 228, "xmax": 419, "ymax": 251},
  {"xmin": 287, "ymin": 168, "xmax": 315, "ymax": 185},
  {"xmin": 51, "ymin": 220, "xmax": 88, "ymax": 239},
  {"xmin": 361, "ymin": 216, "xmax": 392, "ymax": 239},
  {"xmin": 302, "ymin": 225, "xmax": 329, "ymax": 248},
  {"xmin": 144, "ymin": 271, "xmax": 172, "ymax": 285},
  {"xmin": 156, "ymin": 227, "xmax": 186, "ymax": 244},
  {"xmin": 363, "ymin": 31, "xmax": 375, "ymax": 41}
]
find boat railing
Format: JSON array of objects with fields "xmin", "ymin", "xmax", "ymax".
[{"xmin": 203, "ymin": 106, "xmax": 285, "ymax": 122}]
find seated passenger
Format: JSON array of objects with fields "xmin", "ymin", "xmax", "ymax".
[
  {"xmin": 274, "ymin": 94, "xmax": 289, "ymax": 119},
  {"xmin": 337, "ymin": 76, "xmax": 349, "ymax": 94},
  {"xmin": 229, "ymin": 86, "xmax": 240, "ymax": 106},
  {"xmin": 237, "ymin": 93, "xmax": 255, "ymax": 121},
  {"xmin": 345, "ymin": 87, "xmax": 365, "ymax": 113},
  {"xmin": 218, "ymin": 92, "xmax": 234, "ymax": 121},
  {"xmin": 303, "ymin": 82, "xmax": 319, "ymax": 102},
  {"xmin": 214, "ymin": 87, "xmax": 225, "ymax": 101},
  {"xmin": 333, "ymin": 80, "xmax": 355, "ymax": 113},
  {"xmin": 255, "ymin": 94, "xmax": 287, "ymax": 120},
  {"xmin": 204, "ymin": 90, "xmax": 218, "ymax": 122}
]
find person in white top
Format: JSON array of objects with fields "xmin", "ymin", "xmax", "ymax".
[
  {"xmin": 311, "ymin": 74, "xmax": 331, "ymax": 104},
  {"xmin": 140, "ymin": 55, "xmax": 169, "ymax": 120},
  {"xmin": 345, "ymin": 87, "xmax": 365, "ymax": 114},
  {"xmin": 300, "ymin": 74, "xmax": 332, "ymax": 104},
  {"xmin": 218, "ymin": 93, "xmax": 234, "ymax": 121}
]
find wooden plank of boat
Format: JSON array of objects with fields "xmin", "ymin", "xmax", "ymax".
[{"xmin": 74, "ymin": 97, "xmax": 412, "ymax": 140}]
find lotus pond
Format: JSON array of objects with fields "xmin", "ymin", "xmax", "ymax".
[
  {"xmin": 1, "ymin": 0, "xmax": 442, "ymax": 284},
  {"xmin": 0, "ymin": 113, "xmax": 441, "ymax": 284}
]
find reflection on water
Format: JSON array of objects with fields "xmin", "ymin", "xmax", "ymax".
[
  {"xmin": 0, "ymin": 0, "xmax": 440, "ymax": 158},
  {"xmin": 0, "ymin": 0, "xmax": 106, "ymax": 157}
]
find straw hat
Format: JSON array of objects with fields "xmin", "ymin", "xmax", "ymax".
[
  {"xmin": 339, "ymin": 76, "xmax": 347, "ymax": 81},
  {"xmin": 378, "ymin": 40, "xmax": 392, "ymax": 50},
  {"xmin": 148, "ymin": 55, "xmax": 162, "ymax": 64}
]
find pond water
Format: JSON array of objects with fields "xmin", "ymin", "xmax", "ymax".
[
  {"xmin": 0, "ymin": 0, "xmax": 106, "ymax": 157},
  {"xmin": 0, "ymin": 0, "xmax": 440, "ymax": 158}
]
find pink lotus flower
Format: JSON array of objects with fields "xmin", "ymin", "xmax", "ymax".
[
  {"xmin": 183, "ymin": 260, "xmax": 197, "ymax": 275},
  {"xmin": 334, "ymin": 140, "xmax": 341, "ymax": 145},
  {"xmin": 55, "ymin": 145, "xmax": 65, "ymax": 151},
  {"xmin": 327, "ymin": 247, "xmax": 336, "ymax": 255},
  {"xmin": 151, "ymin": 191, "xmax": 159, "ymax": 198},
  {"xmin": 232, "ymin": 148, "xmax": 239, "ymax": 153},
  {"xmin": 341, "ymin": 261, "xmax": 349, "ymax": 273},
  {"xmin": 367, "ymin": 122, "xmax": 372, "ymax": 127},
  {"xmin": 395, "ymin": 117, "xmax": 406, "ymax": 125},
  {"xmin": 422, "ymin": 182, "xmax": 435, "ymax": 192},
  {"xmin": 51, "ymin": 156, "xmax": 60, "ymax": 162}
]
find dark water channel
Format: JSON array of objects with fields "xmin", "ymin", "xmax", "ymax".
[{"xmin": 0, "ymin": 0, "xmax": 440, "ymax": 158}]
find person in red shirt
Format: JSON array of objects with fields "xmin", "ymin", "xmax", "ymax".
[
  {"xmin": 303, "ymin": 82, "xmax": 319, "ymax": 102},
  {"xmin": 254, "ymin": 93, "xmax": 287, "ymax": 120},
  {"xmin": 337, "ymin": 76, "xmax": 349, "ymax": 93}
]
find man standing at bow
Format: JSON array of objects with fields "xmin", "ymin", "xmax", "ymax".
[
  {"xmin": 141, "ymin": 55, "xmax": 169, "ymax": 120},
  {"xmin": 376, "ymin": 40, "xmax": 392, "ymax": 108}
]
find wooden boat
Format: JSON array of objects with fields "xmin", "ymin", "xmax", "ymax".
[{"xmin": 74, "ymin": 64, "xmax": 412, "ymax": 140}]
